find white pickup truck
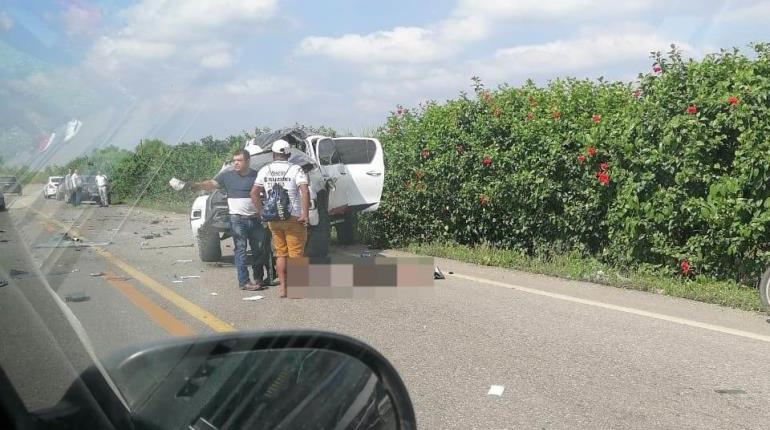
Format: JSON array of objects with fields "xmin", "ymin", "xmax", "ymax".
[{"xmin": 189, "ymin": 128, "xmax": 384, "ymax": 261}]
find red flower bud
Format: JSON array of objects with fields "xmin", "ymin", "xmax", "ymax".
[
  {"xmin": 680, "ymin": 260, "xmax": 690, "ymax": 275},
  {"xmin": 600, "ymin": 162, "xmax": 609, "ymax": 171},
  {"xmin": 482, "ymin": 156, "xmax": 493, "ymax": 167},
  {"xmin": 686, "ymin": 105, "xmax": 697, "ymax": 114},
  {"xmin": 577, "ymin": 155, "xmax": 586, "ymax": 165},
  {"xmin": 596, "ymin": 171, "xmax": 610, "ymax": 186},
  {"xmin": 592, "ymin": 114, "xmax": 601, "ymax": 124},
  {"xmin": 587, "ymin": 147, "xmax": 597, "ymax": 157},
  {"xmin": 727, "ymin": 96, "xmax": 739, "ymax": 106}
]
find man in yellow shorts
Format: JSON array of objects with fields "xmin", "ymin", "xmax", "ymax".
[{"xmin": 251, "ymin": 140, "xmax": 310, "ymax": 298}]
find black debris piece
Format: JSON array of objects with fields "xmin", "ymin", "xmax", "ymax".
[
  {"xmin": 65, "ymin": 292, "xmax": 90, "ymax": 302},
  {"xmin": 434, "ymin": 266, "xmax": 445, "ymax": 280},
  {"xmin": 9, "ymin": 269, "xmax": 28, "ymax": 277}
]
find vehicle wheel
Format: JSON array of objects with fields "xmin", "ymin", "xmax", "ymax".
[
  {"xmin": 197, "ymin": 228, "xmax": 222, "ymax": 262},
  {"xmin": 335, "ymin": 211, "xmax": 358, "ymax": 245},
  {"xmin": 759, "ymin": 267, "xmax": 770, "ymax": 314},
  {"xmin": 305, "ymin": 190, "xmax": 331, "ymax": 257}
]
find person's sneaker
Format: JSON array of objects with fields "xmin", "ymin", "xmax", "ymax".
[{"xmin": 240, "ymin": 282, "xmax": 260, "ymax": 291}]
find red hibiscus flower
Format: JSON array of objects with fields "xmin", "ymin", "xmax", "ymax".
[
  {"xmin": 552, "ymin": 111, "xmax": 561, "ymax": 120},
  {"xmin": 421, "ymin": 149, "xmax": 430, "ymax": 159},
  {"xmin": 526, "ymin": 112, "xmax": 534, "ymax": 121},
  {"xmin": 482, "ymin": 156, "xmax": 493, "ymax": 167},
  {"xmin": 592, "ymin": 114, "xmax": 601, "ymax": 124},
  {"xmin": 728, "ymin": 96, "xmax": 739, "ymax": 106},
  {"xmin": 587, "ymin": 147, "xmax": 597, "ymax": 157},
  {"xmin": 600, "ymin": 162, "xmax": 609, "ymax": 171},
  {"xmin": 686, "ymin": 105, "xmax": 697, "ymax": 114},
  {"xmin": 680, "ymin": 260, "xmax": 690, "ymax": 275},
  {"xmin": 596, "ymin": 171, "xmax": 610, "ymax": 186},
  {"xmin": 479, "ymin": 194, "xmax": 489, "ymax": 205},
  {"xmin": 633, "ymin": 89, "xmax": 641, "ymax": 98},
  {"xmin": 577, "ymin": 154, "xmax": 586, "ymax": 165},
  {"xmin": 652, "ymin": 63, "xmax": 662, "ymax": 73}
]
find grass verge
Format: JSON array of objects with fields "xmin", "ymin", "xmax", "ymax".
[
  {"xmin": 114, "ymin": 198, "xmax": 189, "ymax": 214},
  {"xmin": 405, "ymin": 242, "xmax": 764, "ymax": 312}
]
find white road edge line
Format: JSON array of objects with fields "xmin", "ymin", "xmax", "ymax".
[
  {"xmin": 335, "ymin": 250, "xmax": 770, "ymax": 343},
  {"xmin": 450, "ymin": 272, "xmax": 770, "ymax": 343}
]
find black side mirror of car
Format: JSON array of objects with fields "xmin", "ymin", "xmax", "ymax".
[{"xmin": 34, "ymin": 330, "xmax": 417, "ymax": 430}]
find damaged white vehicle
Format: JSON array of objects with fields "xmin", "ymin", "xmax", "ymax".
[{"xmin": 189, "ymin": 128, "xmax": 384, "ymax": 261}]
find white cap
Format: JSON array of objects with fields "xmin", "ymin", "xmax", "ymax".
[{"xmin": 271, "ymin": 139, "xmax": 291, "ymax": 154}]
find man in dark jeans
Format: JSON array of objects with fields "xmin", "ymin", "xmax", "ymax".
[{"xmin": 181, "ymin": 150, "xmax": 268, "ymax": 291}]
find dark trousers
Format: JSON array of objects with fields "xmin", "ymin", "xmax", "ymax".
[{"xmin": 229, "ymin": 215, "xmax": 267, "ymax": 287}]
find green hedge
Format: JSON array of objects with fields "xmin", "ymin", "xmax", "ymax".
[{"xmin": 360, "ymin": 44, "xmax": 770, "ymax": 285}]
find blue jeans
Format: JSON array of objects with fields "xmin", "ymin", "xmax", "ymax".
[{"xmin": 230, "ymin": 215, "xmax": 267, "ymax": 287}]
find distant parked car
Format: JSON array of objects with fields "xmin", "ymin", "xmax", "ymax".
[
  {"xmin": 43, "ymin": 176, "xmax": 64, "ymax": 199},
  {"xmin": 0, "ymin": 176, "xmax": 22, "ymax": 195}
]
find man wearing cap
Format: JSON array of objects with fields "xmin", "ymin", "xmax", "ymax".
[
  {"xmin": 251, "ymin": 140, "xmax": 310, "ymax": 298},
  {"xmin": 173, "ymin": 149, "xmax": 268, "ymax": 291}
]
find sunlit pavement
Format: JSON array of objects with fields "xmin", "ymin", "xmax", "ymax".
[{"xmin": 3, "ymin": 190, "xmax": 770, "ymax": 428}]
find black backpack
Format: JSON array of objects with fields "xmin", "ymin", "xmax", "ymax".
[{"xmin": 261, "ymin": 167, "xmax": 292, "ymax": 221}]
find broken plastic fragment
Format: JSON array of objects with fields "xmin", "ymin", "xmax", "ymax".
[
  {"xmin": 242, "ymin": 295, "xmax": 264, "ymax": 301},
  {"xmin": 487, "ymin": 385, "xmax": 505, "ymax": 396}
]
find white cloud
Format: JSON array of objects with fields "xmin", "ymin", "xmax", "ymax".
[
  {"xmin": 476, "ymin": 26, "xmax": 692, "ymax": 81},
  {"xmin": 298, "ymin": 27, "xmax": 448, "ymax": 64},
  {"xmin": 719, "ymin": 1, "xmax": 770, "ymax": 23},
  {"xmin": 222, "ymin": 75, "xmax": 296, "ymax": 96},
  {"xmin": 200, "ymin": 52, "xmax": 233, "ymax": 69},
  {"xmin": 62, "ymin": 3, "xmax": 102, "ymax": 36},
  {"xmin": 0, "ymin": 10, "xmax": 13, "ymax": 32},
  {"xmin": 87, "ymin": 0, "xmax": 276, "ymax": 74}
]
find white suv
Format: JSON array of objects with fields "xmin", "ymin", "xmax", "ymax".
[{"xmin": 189, "ymin": 128, "xmax": 384, "ymax": 261}]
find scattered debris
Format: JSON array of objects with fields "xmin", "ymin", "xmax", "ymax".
[
  {"xmin": 71, "ymin": 269, "xmax": 80, "ymax": 273},
  {"xmin": 150, "ymin": 220, "xmax": 160, "ymax": 225},
  {"xmin": 360, "ymin": 251, "xmax": 375, "ymax": 258},
  {"xmin": 487, "ymin": 385, "xmax": 505, "ymax": 396},
  {"xmin": 10, "ymin": 269, "xmax": 29, "ymax": 277},
  {"xmin": 172, "ymin": 280, "xmax": 183, "ymax": 284},
  {"xmin": 177, "ymin": 275, "xmax": 200, "ymax": 280},
  {"xmin": 715, "ymin": 388, "xmax": 746, "ymax": 395},
  {"xmin": 448, "ymin": 271, "xmax": 454, "ymax": 275},
  {"xmin": 242, "ymin": 295, "xmax": 264, "ymax": 301},
  {"xmin": 174, "ymin": 259, "xmax": 193, "ymax": 264},
  {"xmin": 0, "ymin": 279, "xmax": 8, "ymax": 288},
  {"xmin": 434, "ymin": 266, "xmax": 445, "ymax": 280},
  {"xmin": 210, "ymin": 292, "xmax": 218, "ymax": 296},
  {"xmin": 89, "ymin": 272, "xmax": 105, "ymax": 277},
  {"xmin": 163, "ymin": 230, "xmax": 172, "ymax": 235},
  {"xmin": 65, "ymin": 292, "xmax": 90, "ymax": 302}
]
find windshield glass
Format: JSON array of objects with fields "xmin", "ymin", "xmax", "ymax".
[{"xmin": 2, "ymin": 2, "xmax": 770, "ymax": 429}]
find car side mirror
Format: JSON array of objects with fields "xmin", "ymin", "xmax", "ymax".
[{"xmin": 102, "ymin": 330, "xmax": 417, "ymax": 430}]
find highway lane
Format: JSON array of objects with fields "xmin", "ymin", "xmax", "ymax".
[{"xmin": 3, "ymin": 191, "xmax": 770, "ymax": 428}]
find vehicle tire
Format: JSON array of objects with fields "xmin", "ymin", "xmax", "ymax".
[
  {"xmin": 197, "ymin": 228, "xmax": 222, "ymax": 262},
  {"xmin": 759, "ymin": 267, "xmax": 770, "ymax": 314},
  {"xmin": 305, "ymin": 190, "xmax": 331, "ymax": 257},
  {"xmin": 335, "ymin": 211, "xmax": 358, "ymax": 245}
]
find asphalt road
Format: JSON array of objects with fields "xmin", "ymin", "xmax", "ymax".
[{"xmin": 2, "ymin": 189, "xmax": 770, "ymax": 429}]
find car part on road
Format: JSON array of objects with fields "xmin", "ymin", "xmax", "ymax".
[
  {"xmin": 434, "ymin": 266, "xmax": 445, "ymax": 280},
  {"xmin": 64, "ymin": 292, "xmax": 90, "ymax": 302}
]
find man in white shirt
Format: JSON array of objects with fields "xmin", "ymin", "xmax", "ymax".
[
  {"xmin": 251, "ymin": 140, "xmax": 310, "ymax": 298},
  {"xmin": 71, "ymin": 170, "xmax": 82, "ymax": 206},
  {"xmin": 95, "ymin": 171, "xmax": 109, "ymax": 207}
]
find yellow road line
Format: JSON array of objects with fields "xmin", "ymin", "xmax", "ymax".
[
  {"xmin": 29, "ymin": 206, "xmax": 235, "ymax": 333},
  {"xmin": 104, "ymin": 271, "xmax": 195, "ymax": 337}
]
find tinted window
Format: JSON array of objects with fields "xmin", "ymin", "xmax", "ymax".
[
  {"xmin": 334, "ymin": 139, "xmax": 376, "ymax": 165},
  {"xmin": 317, "ymin": 139, "xmax": 341, "ymax": 166}
]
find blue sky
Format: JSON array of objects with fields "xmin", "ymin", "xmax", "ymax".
[{"xmin": 2, "ymin": 0, "xmax": 770, "ymax": 167}]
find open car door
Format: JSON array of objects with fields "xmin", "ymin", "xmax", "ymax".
[{"xmin": 332, "ymin": 137, "xmax": 384, "ymax": 212}]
